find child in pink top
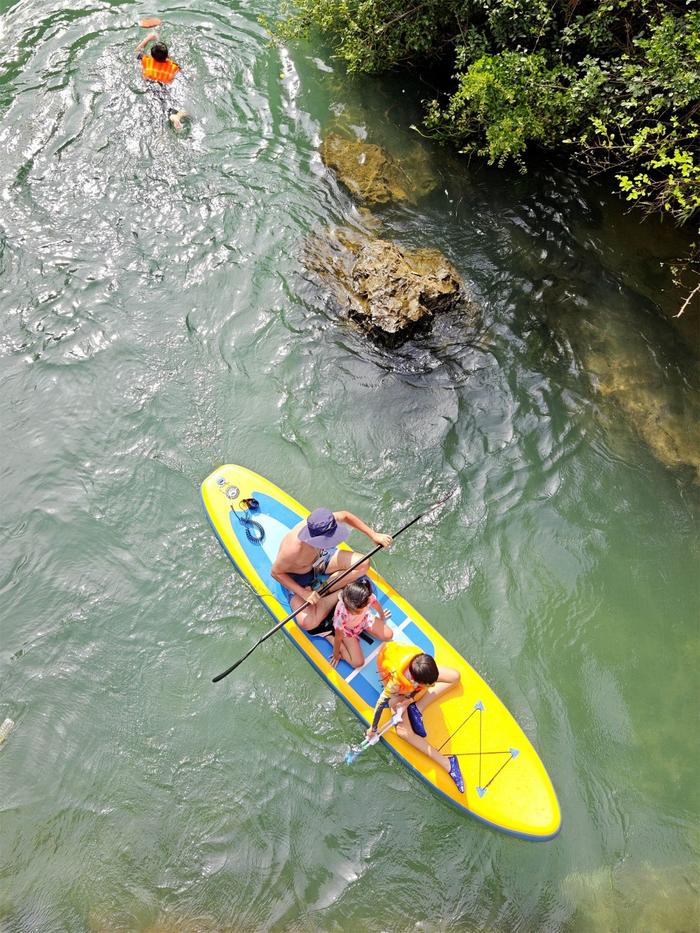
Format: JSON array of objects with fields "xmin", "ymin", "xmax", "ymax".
[{"xmin": 331, "ymin": 577, "xmax": 393, "ymax": 669}]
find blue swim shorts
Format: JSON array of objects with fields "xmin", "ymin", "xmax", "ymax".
[{"xmin": 284, "ymin": 547, "xmax": 337, "ymax": 602}]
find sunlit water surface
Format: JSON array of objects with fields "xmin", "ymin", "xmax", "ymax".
[{"xmin": 0, "ymin": 0, "xmax": 698, "ymax": 930}]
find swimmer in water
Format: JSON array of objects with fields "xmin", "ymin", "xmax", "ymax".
[{"xmin": 134, "ymin": 30, "xmax": 188, "ymax": 130}]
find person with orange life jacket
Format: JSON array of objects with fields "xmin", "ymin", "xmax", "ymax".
[
  {"xmin": 368, "ymin": 641, "xmax": 465, "ymax": 793},
  {"xmin": 134, "ymin": 30, "xmax": 188, "ymax": 130}
]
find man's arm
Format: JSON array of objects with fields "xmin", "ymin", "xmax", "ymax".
[
  {"xmin": 334, "ymin": 510, "xmax": 392, "ymax": 549},
  {"xmin": 270, "ymin": 564, "xmax": 319, "ymax": 605},
  {"xmin": 270, "ymin": 538, "xmax": 321, "ymax": 605}
]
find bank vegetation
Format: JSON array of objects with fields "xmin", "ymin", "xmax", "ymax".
[{"xmin": 278, "ymin": 0, "xmax": 700, "ymax": 314}]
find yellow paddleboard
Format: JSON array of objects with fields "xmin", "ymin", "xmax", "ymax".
[{"xmin": 202, "ymin": 464, "xmax": 561, "ymax": 840}]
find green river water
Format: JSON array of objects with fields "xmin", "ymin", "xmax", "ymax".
[{"xmin": 1, "ymin": 0, "xmax": 699, "ymax": 930}]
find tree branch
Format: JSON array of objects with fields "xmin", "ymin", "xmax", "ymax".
[{"xmin": 674, "ymin": 282, "xmax": 700, "ymax": 319}]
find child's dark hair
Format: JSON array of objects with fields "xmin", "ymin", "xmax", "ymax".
[
  {"xmin": 342, "ymin": 577, "xmax": 373, "ymax": 612},
  {"xmin": 409, "ymin": 653, "xmax": 438, "ymax": 684},
  {"xmin": 151, "ymin": 42, "xmax": 169, "ymax": 62}
]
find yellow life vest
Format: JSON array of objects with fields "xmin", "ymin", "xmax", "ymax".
[
  {"xmin": 141, "ymin": 55, "xmax": 179, "ymax": 84},
  {"xmin": 377, "ymin": 642, "xmax": 422, "ymax": 696}
]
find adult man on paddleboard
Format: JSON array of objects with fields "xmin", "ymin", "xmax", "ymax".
[{"xmin": 271, "ymin": 508, "xmax": 391, "ymax": 633}]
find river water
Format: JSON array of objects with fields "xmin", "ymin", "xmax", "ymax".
[{"xmin": 0, "ymin": 0, "xmax": 698, "ymax": 930}]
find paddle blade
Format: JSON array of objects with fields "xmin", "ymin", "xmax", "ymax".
[
  {"xmin": 212, "ymin": 654, "xmax": 247, "ymax": 682},
  {"xmin": 139, "ymin": 16, "xmax": 162, "ymax": 27},
  {"xmin": 345, "ymin": 738, "xmax": 369, "ymax": 764}
]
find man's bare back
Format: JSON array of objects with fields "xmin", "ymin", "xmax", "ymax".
[{"xmin": 274, "ymin": 519, "xmax": 327, "ymax": 575}]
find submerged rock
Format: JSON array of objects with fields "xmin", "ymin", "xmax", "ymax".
[
  {"xmin": 319, "ymin": 132, "xmax": 436, "ymax": 206},
  {"xmin": 89, "ymin": 911, "xmax": 224, "ymax": 933},
  {"xmin": 585, "ymin": 341, "xmax": 700, "ymax": 483},
  {"xmin": 562, "ymin": 861, "xmax": 700, "ymax": 932},
  {"xmin": 509, "ymin": 243, "xmax": 700, "ymax": 483},
  {"xmin": 304, "ymin": 226, "xmax": 471, "ymax": 339}
]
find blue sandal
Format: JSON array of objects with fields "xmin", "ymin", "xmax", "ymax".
[
  {"xmin": 407, "ymin": 702, "xmax": 427, "ymax": 737},
  {"xmin": 448, "ymin": 755, "xmax": 464, "ymax": 793}
]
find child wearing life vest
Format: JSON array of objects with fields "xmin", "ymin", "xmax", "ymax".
[
  {"xmin": 368, "ymin": 642, "xmax": 464, "ymax": 793},
  {"xmin": 134, "ymin": 31, "xmax": 188, "ymax": 130},
  {"xmin": 330, "ymin": 577, "xmax": 392, "ymax": 669}
]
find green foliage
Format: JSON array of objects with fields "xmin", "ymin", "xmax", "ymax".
[
  {"xmin": 576, "ymin": 10, "xmax": 700, "ymax": 223},
  {"xmin": 276, "ymin": 0, "xmax": 700, "ymax": 227},
  {"xmin": 476, "ymin": 0, "xmax": 558, "ymax": 50},
  {"xmin": 425, "ymin": 51, "xmax": 605, "ymax": 168},
  {"xmin": 275, "ymin": 0, "xmax": 467, "ymax": 73}
]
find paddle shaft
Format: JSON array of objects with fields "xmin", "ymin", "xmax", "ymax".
[{"xmin": 212, "ymin": 496, "xmax": 451, "ymax": 683}]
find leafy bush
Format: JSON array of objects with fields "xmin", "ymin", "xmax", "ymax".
[
  {"xmin": 278, "ymin": 0, "xmax": 699, "ymax": 273},
  {"xmin": 425, "ymin": 52, "xmax": 605, "ymax": 168},
  {"xmin": 576, "ymin": 10, "xmax": 700, "ymax": 224}
]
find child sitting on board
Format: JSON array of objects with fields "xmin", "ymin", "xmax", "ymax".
[
  {"xmin": 367, "ymin": 642, "xmax": 464, "ymax": 793},
  {"xmin": 330, "ymin": 577, "xmax": 393, "ymax": 669}
]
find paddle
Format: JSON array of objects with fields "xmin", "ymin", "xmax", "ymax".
[
  {"xmin": 139, "ymin": 16, "xmax": 162, "ymax": 27},
  {"xmin": 211, "ymin": 489, "xmax": 455, "ymax": 683},
  {"xmin": 345, "ymin": 705, "xmax": 406, "ymax": 764}
]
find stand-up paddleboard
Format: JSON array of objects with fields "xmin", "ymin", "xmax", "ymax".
[{"xmin": 202, "ymin": 464, "xmax": 561, "ymax": 840}]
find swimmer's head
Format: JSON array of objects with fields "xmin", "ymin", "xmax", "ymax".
[{"xmin": 150, "ymin": 41, "xmax": 169, "ymax": 62}]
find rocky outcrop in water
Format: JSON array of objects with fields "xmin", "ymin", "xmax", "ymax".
[
  {"xmin": 312, "ymin": 131, "xmax": 463, "ymax": 340},
  {"xmin": 319, "ymin": 132, "xmax": 436, "ymax": 206},
  {"xmin": 305, "ymin": 226, "xmax": 471, "ymax": 339}
]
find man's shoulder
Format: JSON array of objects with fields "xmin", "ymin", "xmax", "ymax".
[
  {"xmin": 284, "ymin": 520, "xmax": 305, "ymax": 540},
  {"xmin": 275, "ymin": 526, "xmax": 301, "ymax": 555}
]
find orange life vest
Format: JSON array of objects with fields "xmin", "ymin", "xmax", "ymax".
[
  {"xmin": 377, "ymin": 642, "xmax": 422, "ymax": 696},
  {"xmin": 141, "ymin": 55, "xmax": 180, "ymax": 84}
]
